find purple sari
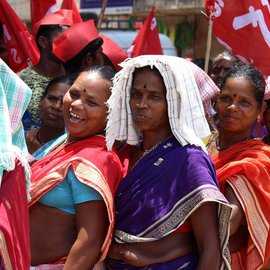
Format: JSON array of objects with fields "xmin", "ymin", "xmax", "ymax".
[{"xmin": 106, "ymin": 136, "xmax": 231, "ymax": 270}]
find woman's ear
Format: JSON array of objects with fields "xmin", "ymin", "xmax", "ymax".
[
  {"xmin": 82, "ymin": 52, "xmax": 94, "ymax": 69},
  {"xmin": 37, "ymin": 36, "xmax": 49, "ymax": 50}
]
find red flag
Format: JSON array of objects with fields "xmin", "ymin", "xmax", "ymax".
[
  {"xmin": 61, "ymin": 0, "xmax": 83, "ymax": 23},
  {"xmin": 0, "ymin": 0, "xmax": 39, "ymax": 72},
  {"xmin": 211, "ymin": 0, "xmax": 270, "ymax": 76},
  {"xmin": 205, "ymin": 0, "xmax": 215, "ymax": 17},
  {"xmin": 31, "ymin": 0, "xmax": 59, "ymax": 31},
  {"xmin": 128, "ymin": 6, "xmax": 163, "ymax": 57}
]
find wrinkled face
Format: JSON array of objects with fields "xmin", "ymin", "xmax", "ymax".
[
  {"xmin": 40, "ymin": 82, "xmax": 70, "ymax": 129},
  {"xmin": 216, "ymin": 77, "xmax": 260, "ymax": 135},
  {"xmin": 129, "ymin": 67, "xmax": 170, "ymax": 134},
  {"xmin": 63, "ymin": 72, "xmax": 110, "ymax": 142},
  {"xmin": 210, "ymin": 58, "xmax": 235, "ymax": 88}
]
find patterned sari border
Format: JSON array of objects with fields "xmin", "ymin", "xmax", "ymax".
[{"xmin": 0, "ymin": 230, "xmax": 12, "ymax": 270}]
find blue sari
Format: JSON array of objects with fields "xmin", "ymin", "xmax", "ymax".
[{"xmin": 106, "ymin": 136, "xmax": 231, "ymax": 269}]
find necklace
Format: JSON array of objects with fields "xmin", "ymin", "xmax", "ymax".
[
  {"xmin": 216, "ymin": 135, "xmax": 252, "ymax": 151},
  {"xmin": 130, "ymin": 135, "xmax": 173, "ymax": 170}
]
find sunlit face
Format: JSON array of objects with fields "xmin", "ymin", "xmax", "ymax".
[
  {"xmin": 129, "ymin": 67, "xmax": 170, "ymax": 135},
  {"xmin": 40, "ymin": 82, "xmax": 70, "ymax": 129},
  {"xmin": 216, "ymin": 77, "xmax": 261, "ymax": 135},
  {"xmin": 63, "ymin": 72, "xmax": 110, "ymax": 142}
]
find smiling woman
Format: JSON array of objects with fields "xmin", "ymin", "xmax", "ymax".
[
  {"xmin": 208, "ymin": 64, "xmax": 270, "ymax": 270},
  {"xmin": 28, "ymin": 65, "xmax": 123, "ymax": 270}
]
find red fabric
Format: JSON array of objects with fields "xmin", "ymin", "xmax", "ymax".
[
  {"xmin": 128, "ymin": 6, "xmax": 163, "ymax": 57},
  {"xmin": 0, "ymin": 0, "xmax": 39, "ymax": 72},
  {"xmin": 61, "ymin": 0, "xmax": 83, "ymax": 23},
  {"xmin": 32, "ymin": 9, "xmax": 75, "ymax": 39},
  {"xmin": 31, "ymin": 0, "xmax": 58, "ymax": 32},
  {"xmin": 29, "ymin": 136, "xmax": 123, "ymax": 262},
  {"xmin": 212, "ymin": 139, "xmax": 270, "ymax": 269},
  {"xmin": 204, "ymin": 0, "xmax": 215, "ymax": 17},
  {"xmin": 30, "ymin": 136, "xmax": 122, "ymax": 202},
  {"xmin": 211, "ymin": 1, "xmax": 270, "ymax": 76},
  {"xmin": 0, "ymin": 162, "xmax": 30, "ymax": 270},
  {"xmin": 52, "ymin": 20, "xmax": 99, "ymax": 63},
  {"xmin": 174, "ymin": 220, "xmax": 192, "ymax": 233},
  {"xmin": 100, "ymin": 34, "xmax": 128, "ymax": 71}
]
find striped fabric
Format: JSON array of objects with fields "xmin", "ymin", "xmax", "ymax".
[
  {"xmin": 106, "ymin": 55, "xmax": 217, "ymax": 152},
  {"xmin": 0, "ymin": 59, "xmax": 31, "ymax": 186}
]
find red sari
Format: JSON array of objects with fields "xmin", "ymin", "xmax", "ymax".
[
  {"xmin": 29, "ymin": 135, "xmax": 123, "ymax": 263},
  {"xmin": 0, "ymin": 161, "xmax": 30, "ymax": 270},
  {"xmin": 212, "ymin": 139, "xmax": 270, "ymax": 270}
]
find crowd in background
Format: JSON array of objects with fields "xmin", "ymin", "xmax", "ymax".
[{"xmin": 1, "ymin": 7, "xmax": 270, "ymax": 270}]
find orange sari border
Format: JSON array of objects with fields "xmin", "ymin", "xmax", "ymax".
[{"xmin": 212, "ymin": 139, "xmax": 270, "ymax": 269}]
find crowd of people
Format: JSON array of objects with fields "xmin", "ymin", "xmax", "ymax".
[{"xmin": 1, "ymin": 8, "xmax": 270, "ymax": 270}]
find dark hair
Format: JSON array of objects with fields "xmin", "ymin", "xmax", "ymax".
[
  {"xmin": 266, "ymin": 99, "xmax": 270, "ymax": 108},
  {"xmin": 102, "ymin": 53, "xmax": 116, "ymax": 71},
  {"xmin": 36, "ymin": 25, "xmax": 64, "ymax": 49},
  {"xmin": 82, "ymin": 65, "xmax": 116, "ymax": 85},
  {"xmin": 221, "ymin": 64, "xmax": 266, "ymax": 107},
  {"xmin": 42, "ymin": 76, "xmax": 73, "ymax": 98},
  {"xmin": 63, "ymin": 37, "xmax": 103, "ymax": 76}
]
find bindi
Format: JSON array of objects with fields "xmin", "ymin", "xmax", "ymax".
[
  {"xmin": 143, "ymin": 84, "xmax": 147, "ymax": 88},
  {"xmin": 83, "ymin": 89, "xmax": 86, "ymax": 93},
  {"xmin": 233, "ymin": 94, "xmax": 237, "ymax": 97}
]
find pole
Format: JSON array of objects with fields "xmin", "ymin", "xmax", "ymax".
[
  {"xmin": 204, "ymin": 18, "xmax": 213, "ymax": 73},
  {"xmin": 97, "ymin": 0, "xmax": 108, "ymax": 30}
]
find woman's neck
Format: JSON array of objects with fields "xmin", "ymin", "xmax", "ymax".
[
  {"xmin": 218, "ymin": 129, "xmax": 253, "ymax": 150},
  {"xmin": 142, "ymin": 130, "xmax": 173, "ymax": 151},
  {"xmin": 38, "ymin": 125, "xmax": 65, "ymax": 144}
]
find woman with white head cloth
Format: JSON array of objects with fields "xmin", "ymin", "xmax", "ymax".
[{"xmin": 105, "ymin": 55, "xmax": 232, "ymax": 269}]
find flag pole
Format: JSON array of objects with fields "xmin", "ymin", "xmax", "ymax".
[
  {"xmin": 97, "ymin": 0, "xmax": 108, "ymax": 30},
  {"xmin": 204, "ymin": 15, "xmax": 212, "ymax": 73}
]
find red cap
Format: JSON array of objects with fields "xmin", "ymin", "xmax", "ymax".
[
  {"xmin": 100, "ymin": 34, "xmax": 128, "ymax": 71},
  {"xmin": 33, "ymin": 9, "xmax": 74, "ymax": 39},
  {"xmin": 52, "ymin": 20, "xmax": 99, "ymax": 63}
]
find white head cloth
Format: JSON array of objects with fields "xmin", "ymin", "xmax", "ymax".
[{"xmin": 106, "ymin": 55, "xmax": 212, "ymax": 152}]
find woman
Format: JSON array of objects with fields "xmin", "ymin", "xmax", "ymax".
[
  {"xmin": 105, "ymin": 55, "xmax": 232, "ymax": 269},
  {"xmin": 209, "ymin": 64, "xmax": 270, "ymax": 269},
  {"xmin": 29, "ymin": 65, "xmax": 123, "ymax": 269},
  {"xmin": 26, "ymin": 76, "xmax": 72, "ymax": 156}
]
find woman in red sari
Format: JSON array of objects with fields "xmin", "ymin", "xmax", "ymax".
[
  {"xmin": 208, "ymin": 63, "xmax": 270, "ymax": 269},
  {"xmin": 29, "ymin": 65, "xmax": 123, "ymax": 269}
]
